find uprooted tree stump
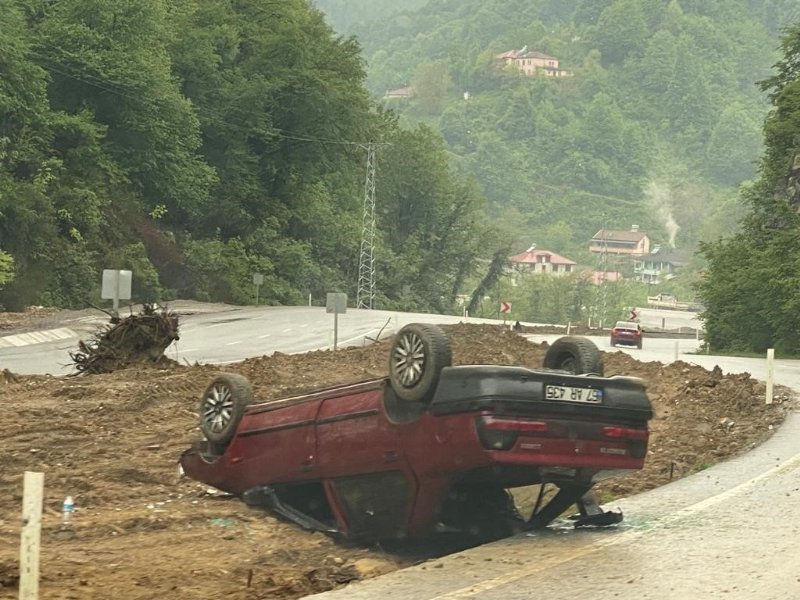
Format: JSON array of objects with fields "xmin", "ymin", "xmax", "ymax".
[
  {"xmin": 70, "ymin": 304, "xmax": 180, "ymax": 375},
  {"xmin": 1, "ymin": 368, "xmax": 20, "ymax": 384}
]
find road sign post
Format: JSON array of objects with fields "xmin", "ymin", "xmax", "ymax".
[
  {"xmin": 252, "ymin": 273, "xmax": 264, "ymax": 305},
  {"xmin": 326, "ymin": 293, "xmax": 347, "ymax": 350},
  {"xmin": 500, "ymin": 301, "xmax": 511, "ymax": 324},
  {"xmin": 101, "ymin": 270, "xmax": 132, "ymax": 318}
]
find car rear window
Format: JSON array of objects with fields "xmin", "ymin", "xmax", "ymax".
[{"xmin": 615, "ymin": 322, "xmax": 639, "ymax": 330}]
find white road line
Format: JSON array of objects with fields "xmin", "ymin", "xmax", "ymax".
[
  {"xmin": 177, "ymin": 348, "xmax": 198, "ymax": 353},
  {"xmin": 206, "ymin": 322, "xmax": 228, "ymax": 328},
  {"xmin": 259, "ymin": 334, "xmax": 271, "ymax": 339},
  {"xmin": 282, "ymin": 328, "xmax": 293, "ymax": 333},
  {"xmin": 225, "ymin": 341, "xmax": 242, "ymax": 346},
  {"xmin": 299, "ymin": 324, "xmax": 309, "ymax": 328},
  {"xmin": 431, "ymin": 450, "xmax": 800, "ymax": 599}
]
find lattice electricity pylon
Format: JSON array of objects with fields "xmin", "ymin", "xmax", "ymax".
[
  {"xmin": 591, "ymin": 225, "xmax": 610, "ymax": 327},
  {"xmin": 356, "ymin": 142, "xmax": 376, "ymax": 309}
]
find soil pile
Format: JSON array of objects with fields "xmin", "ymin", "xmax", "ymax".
[{"xmin": 0, "ymin": 323, "xmax": 792, "ymax": 599}]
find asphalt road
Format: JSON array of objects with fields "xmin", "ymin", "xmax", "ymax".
[{"xmin": 0, "ymin": 305, "xmax": 507, "ymax": 375}]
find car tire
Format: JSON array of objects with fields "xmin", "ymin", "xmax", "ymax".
[
  {"xmin": 389, "ymin": 323, "xmax": 452, "ymax": 404},
  {"xmin": 199, "ymin": 373, "xmax": 253, "ymax": 446},
  {"xmin": 543, "ymin": 336, "xmax": 604, "ymax": 376}
]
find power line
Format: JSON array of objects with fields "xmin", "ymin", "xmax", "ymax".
[{"xmin": 27, "ymin": 45, "xmax": 380, "ymax": 148}]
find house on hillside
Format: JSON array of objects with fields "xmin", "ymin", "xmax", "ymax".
[
  {"xmin": 383, "ymin": 85, "xmax": 414, "ymax": 100},
  {"xmin": 589, "ymin": 226, "xmax": 651, "ymax": 256},
  {"xmin": 634, "ymin": 246, "xmax": 689, "ymax": 284},
  {"xmin": 495, "ymin": 47, "xmax": 572, "ymax": 77},
  {"xmin": 509, "ymin": 245, "xmax": 576, "ymax": 276}
]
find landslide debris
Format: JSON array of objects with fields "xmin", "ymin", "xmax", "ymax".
[
  {"xmin": 69, "ymin": 304, "xmax": 180, "ymax": 375},
  {"xmin": 0, "ymin": 321, "xmax": 793, "ymax": 600}
]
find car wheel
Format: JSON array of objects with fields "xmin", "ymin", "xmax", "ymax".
[
  {"xmin": 199, "ymin": 373, "xmax": 253, "ymax": 446},
  {"xmin": 389, "ymin": 323, "xmax": 452, "ymax": 403},
  {"xmin": 543, "ymin": 336, "xmax": 604, "ymax": 376}
]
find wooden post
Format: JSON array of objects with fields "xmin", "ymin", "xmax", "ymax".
[
  {"xmin": 766, "ymin": 348, "xmax": 775, "ymax": 404},
  {"xmin": 19, "ymin": 471, "xmax": 44, "ymax": 600},
  {"xmin": 567, "ymin": 321, "xmax": 572, "ymax": 335}
]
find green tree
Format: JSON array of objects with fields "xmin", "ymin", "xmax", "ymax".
[
  {"xmin": 705, "ymin": 102, "xmax": 762, "ymax": 185},
  {"xmin": 32, "ymin": 0, "xmax": 217, "ymax": 222},
  {"xmin": 699, "ymin": 22, "xmax": 800, "ymax": 352}
]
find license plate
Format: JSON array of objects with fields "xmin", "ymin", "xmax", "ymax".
[{"xmin": 545, "ymin": 385, "xmax": 602, "ymax": 403}]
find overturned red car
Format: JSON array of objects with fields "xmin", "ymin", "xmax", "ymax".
[{"xmin": 180, "ymin": 324, "xmax": 653, "ymax": 542}]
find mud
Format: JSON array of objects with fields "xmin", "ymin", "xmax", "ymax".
[{"xmin": 0, "ymin": 322, "xmax": 792, "ymax": 599}]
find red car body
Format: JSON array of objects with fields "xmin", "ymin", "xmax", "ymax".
[{"xmin": 181, "ymin": 356, "xmax": 652, "ymax": 541}]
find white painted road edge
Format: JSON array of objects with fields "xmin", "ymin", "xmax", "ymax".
[{"xmin": 0, "ymin": 328, "xmax": 76, "ymax": 348}]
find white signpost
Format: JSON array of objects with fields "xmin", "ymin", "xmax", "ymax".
[
  {"xmin": 19, "ymin": 471, "xmax": 44, "ymax": 600},
  {"xmin": 326, "ymin": 293, "xmax": 347, "ymax": 350},
  {"xmin": 101, "ymin": 269, "xmax": 132, "ymax": 317},
  {"xmin": 766, "ymin": 348, "xmax": 775, "ymax": 404}
]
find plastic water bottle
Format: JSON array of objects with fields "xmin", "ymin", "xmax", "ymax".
[{"xmin": 62, "ymin": 496, "xmax": 74, "ymax": 525}]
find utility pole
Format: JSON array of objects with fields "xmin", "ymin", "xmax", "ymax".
[
  {"xmin": 356, "ymin": 142, "xmax": 377, "ymax": 309},
  {"xmin": 595, "ymin": 220, "xmax": 609, "ymax": 329}
]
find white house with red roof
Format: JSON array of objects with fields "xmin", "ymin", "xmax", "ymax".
[
  {"xmin": 509, "ymin": 245, "xmax": 577, "ymax": 276},
  {"xmin": 495, "ymin": 47, "xmax": 572, "ymax": 77}
]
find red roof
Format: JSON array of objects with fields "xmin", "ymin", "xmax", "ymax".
[{"xmin": 509, "ymin": 248, "xmax": 576, "ymax": 266}]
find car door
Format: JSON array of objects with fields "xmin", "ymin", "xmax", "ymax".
[
  {"xmin": 315, "ymin": 381, "xmax": 415, "ymax": 539},
  {"xmin": 231, "ymin": 396, "xmax": 322, "ymax": 484}
]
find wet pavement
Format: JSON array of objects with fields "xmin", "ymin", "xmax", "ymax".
[{"xmin": 305, "ymin": 411, "xmax": 800, "ymax": 599}]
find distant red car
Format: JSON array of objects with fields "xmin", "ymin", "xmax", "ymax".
[
  {"xmin": 180, "ymin": 324, "xmax": 652, "ymax": 542},
  {"xmin": 610, "ymin": 321, "xmax": 644, "ymax": 349}
]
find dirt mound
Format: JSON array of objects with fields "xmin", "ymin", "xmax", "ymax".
[{"xmin": 0, "ymin": 324, "xmax": 792, "ymax": 599}]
